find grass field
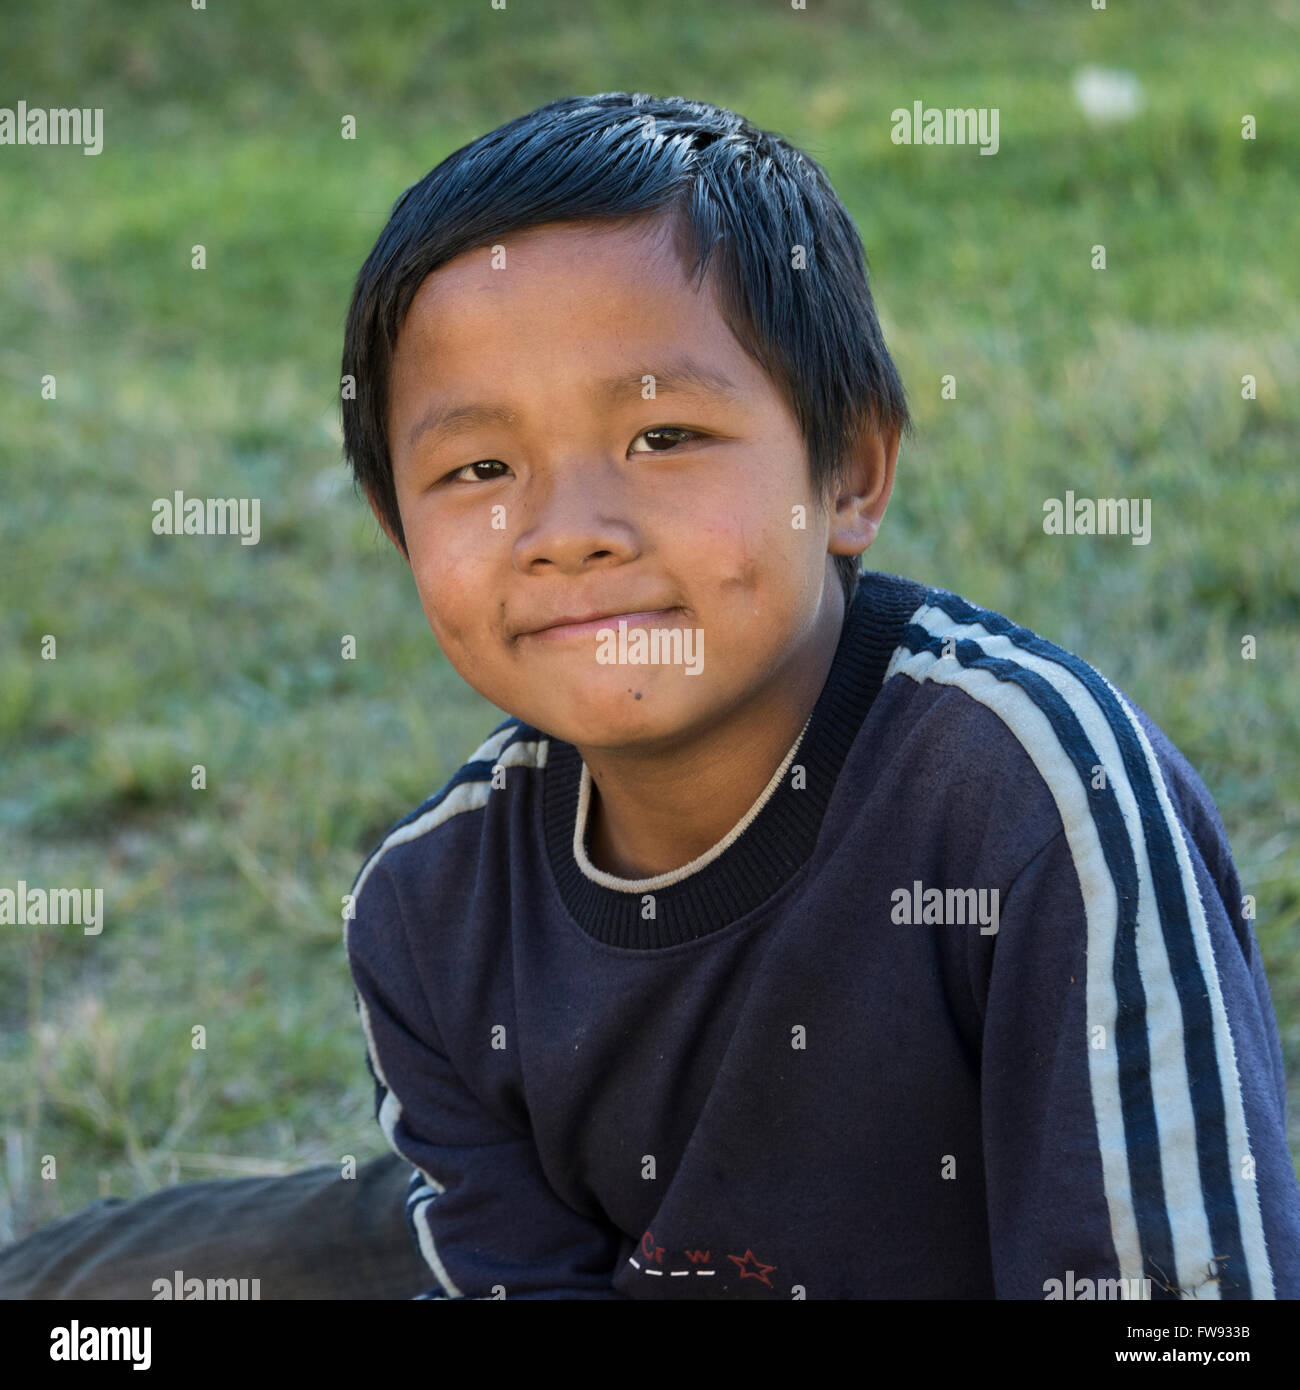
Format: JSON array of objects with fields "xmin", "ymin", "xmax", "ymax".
[{"xmin": 1, "ymin": 0, "xmax": 1297, "ymax": 1239}]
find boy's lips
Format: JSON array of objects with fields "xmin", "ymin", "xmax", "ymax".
[{"xmin": 520, "ymin": 607, "xmax": 685, "ymax": 641}]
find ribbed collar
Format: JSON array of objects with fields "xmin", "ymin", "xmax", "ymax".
[{"xmin": 537, "ymin": 570, "xmax": 927, "ymax": 949}]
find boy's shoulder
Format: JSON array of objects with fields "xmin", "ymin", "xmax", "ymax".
[
  {"xmin": 875, "ymin": 576, "xmax": 1235, "ymax": 903},
  {"xmin": 347, "ymin": 716, "xmax": 543, "ymax": 907}
]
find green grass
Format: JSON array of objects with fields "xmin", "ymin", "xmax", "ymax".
[{"xmin": 1, "ymin": 0, "xmax": 1298, "ymax": 1239}]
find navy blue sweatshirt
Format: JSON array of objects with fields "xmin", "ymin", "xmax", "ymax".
[{"xmin": 344, "ymin": 570, "xmax": 1300, "ymax": 1299}]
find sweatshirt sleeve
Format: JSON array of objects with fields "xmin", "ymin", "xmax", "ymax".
[
  {"xmin": 344, "ymin": 858, "xmax": 628, "ymax": 1300},
  {"xmin": 977, "ymin": 779, "xmax": 1300, "ymax": 1301}
]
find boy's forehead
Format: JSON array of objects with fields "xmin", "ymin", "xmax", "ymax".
[
  {"xmin": 401, "ymin": 214, "xmax": 700, "ymax": 332},
  {"xmin": 389, "ymin": 217, "xmax": 754, "ymax": 410}
]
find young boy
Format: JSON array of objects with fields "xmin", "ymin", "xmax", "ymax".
[{"xmin": 339, "ymin": 91, "xmax": 1300, "ymax": 1300}]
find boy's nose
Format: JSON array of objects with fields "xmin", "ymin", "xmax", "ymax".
[{"xmin": 511, "ymin": 465, "xmax": 641, "ymax": 574}]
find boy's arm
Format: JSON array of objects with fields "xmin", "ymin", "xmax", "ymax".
[
  {"xmin": 977, "ymin": 750, "xmax": 1300, "ymax": 1301},
  {"xmin": 345, "ymin": 860, "xmax": 628, "ymax": 1300}
]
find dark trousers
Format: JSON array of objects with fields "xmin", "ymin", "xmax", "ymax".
[{"xmin": 0, "ymin": 1153, "xmax": 431, "ymax": 1300}]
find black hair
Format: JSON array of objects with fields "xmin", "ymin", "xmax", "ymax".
[{"xmin": 341, "ymin": 91, "xmax": 913, "ymax": 609}]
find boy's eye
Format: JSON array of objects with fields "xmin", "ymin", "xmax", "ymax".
[
  {"xmin": 445, "ymin": 460, "xmax": 509, "ymax": 484},
  {"xmin": 628, "ymin": 427, "xmax": 699, "ymax": 453}
]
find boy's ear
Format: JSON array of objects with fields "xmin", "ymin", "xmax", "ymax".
[
  {"xmin": 364, "ymin": 485, "xmax": 409, "ymax": 559},
  {"xmin": 825, "ymin": 419, "xmax": 900, "ymax": 557}
]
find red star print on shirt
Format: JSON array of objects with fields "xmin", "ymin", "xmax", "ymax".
[{"xmin": 726, "ymin": 1249, "xmax": 776, "ymax": 1286}]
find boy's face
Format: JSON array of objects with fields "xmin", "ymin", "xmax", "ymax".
[{"xmin": 381, "ymin": 214, "xmax": 893, "ymax": 751}]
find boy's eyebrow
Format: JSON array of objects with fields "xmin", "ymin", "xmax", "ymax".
[{"xmin": 405, "ymin": 357, "xmax": 747, "ymax": 451}]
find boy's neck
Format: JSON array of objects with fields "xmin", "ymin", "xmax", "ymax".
[{"xmin": 578, "ymin": 585, "xmax": 848, "ymax": 881}]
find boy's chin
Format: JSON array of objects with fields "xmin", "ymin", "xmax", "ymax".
[{"xmin": 524, "ymin": 681, "xmax": 709, "ymax": 751}]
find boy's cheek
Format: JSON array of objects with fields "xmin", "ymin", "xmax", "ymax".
[
  {"xmin": 406, "ymin": 550, "xmax": 484, "ymax": 651},
  {"xmin": 702, "ymin": 513, "xmax": 810, "ymax": 607}
]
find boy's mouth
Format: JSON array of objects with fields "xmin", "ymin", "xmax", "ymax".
[{"xmin": 519, "ymin": 607, "xmax": 685, "ymax": 641}]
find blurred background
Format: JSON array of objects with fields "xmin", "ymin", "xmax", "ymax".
[{"xmin": 1, "ymin": 0, "xmax": 1297, "ymax": 1239}]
